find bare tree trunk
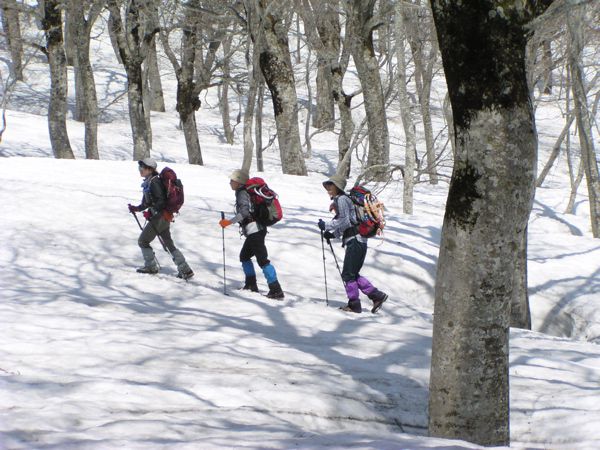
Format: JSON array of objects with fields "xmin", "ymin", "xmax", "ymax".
[
  {"xmin": 394, "ymin": 0, "xmax": 416, "ymax": 215},
  {"xmin": 63, "ymin": 9, "xmax": 76, "ymax": 66},
  {"xmin": 403, "ymin": 5, "xmax": 439, "ymax": 184},
  {"xmin": 1, "ymin": 0, "xmax": 23, "ymax": 81},
  {"xmin": 160, "ymin": 0, "xmax": 203, "ymax": 165},
  {"xmin": 510, "ymin": 229, "xmax": 531, "ymax": 329},
  {"xmin": 107, "ymin": 0, "xmax": 155, "ymax": 161},
  {"xmin": 220, "ymin": 36, "xmax": 234, "ymax": 145},
  {"xmin": 541, "ymin": 39, "xmax": 553, "ymax": 95},
  {"xmin": 567, "ymin": 7, "xmax": 600, "ymax": 237},
  {"xmin": 256, "ymin": 80, "xmax": 265, "ymax": 172},
  {"xmin": 536, "ymin": 113, "xmax": 574, "ymax": 187},
  {"xmin": 312, "ymin": 0, "xmax": 338, "ymax": 130},
  {"xmin": 41, "ymin": 0, "xmax": 74, "ymax": 159},
  {"xmin": 70, "ymin": 0, "xmax": 102, "ymax": 160},
  {"xmin": 344, "ymin": 0, "xmax": 389, "ymax": 181},
  {"xmin": 146, "ymin": 38, "xmax": 165, "ymax": 112},
  {"xmin": 428, "ymin": 2, "xmax": 548, "ymax": 445},
  {"xmin": 254, "ymin": 0, "xmax": 306, "ymax": 175},
  {"xmin": 242, "ymin": 31, "xmax": 258, "ymax": 173}
]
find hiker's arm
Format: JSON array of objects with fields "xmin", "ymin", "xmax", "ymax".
[
  {"xmin": 229, "ymin": 189, "xmax": 251, "ymax": 224},
  {"xmin": 326, "ymin": 196, "xmax": 354, "ymax": 238},
  {"xmin": 149, "ymin": 178, "xmax": 167, "ymax": 214}
]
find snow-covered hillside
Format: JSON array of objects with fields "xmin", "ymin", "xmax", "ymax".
[{"xmin": 1, "ymin": 14, "xmax": 600, "ymax": 450}]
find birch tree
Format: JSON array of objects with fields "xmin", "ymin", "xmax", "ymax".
[
  {"xmin": 248, "ymin": 0, "xmax": 307, "ymax": 175},
  {"xmin": 69, "ymin": 0, "xmax": 103, "ymax": 160},
  {"xmin": 1, "ymin": 0, "xmax": 23, "ymax": 81},
  {"xmin": 40, "ymin": 0, "xmax": 74, "ymax": 159},
  {"xmin": 107, "ymin": 0, "xmax": 157, "ymax": 160},
  {"xmin": 428, "ymin": 1, "xmax": 551, "ymax": 445},
  {"xmin": 343, "ymin": 0, "xmax": 389, "ymax": 181},
  {"xmin": 567, "ymin": 4, "xmax": 600, "ymax": 237}
]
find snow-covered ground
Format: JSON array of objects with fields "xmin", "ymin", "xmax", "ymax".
[{"xmin": 1, "ymin": 20, "xmax": 600, "ymax": 450}]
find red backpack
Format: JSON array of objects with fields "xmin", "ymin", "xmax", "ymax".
[
  {"xmin": 159, "ymin": 167, "xmax": 184, "ymax": 215},
  {"xmin": 245, "ymin": 177, "xmax": 283, "ymax": 226}
]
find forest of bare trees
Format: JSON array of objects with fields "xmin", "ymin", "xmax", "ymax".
[{"xmin": 1, "ymin": 0, "xmax": 599, "ymax": 446}]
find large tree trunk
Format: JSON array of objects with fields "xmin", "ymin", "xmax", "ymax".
[
  {"xmin": 255, "ymin": 0, "xmax": 306, "ymax": 175},
  {"xmin": 510, "ymin": 229, "xmax": 531, "ymax": 329},
  {"xmin": 403, "ymin": 6, "xmax": 439, "ymax": 184},
  {"xmin": 42, "ymin": 0, "xmax": 74, "ymax": 159},
  {"xmin": 345, "ymin": 0, "xmax": 389, "ymax": 181},
  {"xmin": 107, "ymin": 0, "xmax": 154, "ymax": 161},
  {"xmin": 428, "ymin": 2, "xmax": 548, "ymax": 446},
  {"xmin": 146, "ymin": 38, "xmax": 166, "ymax": 112},
  {"xmin": 1, "ymin": 0, "xmax": 23, "ymax": 81},
  {"xmin": 312, "ymin": 0, "xmax": 338, "ymax": 130},
  {"xmin": 567, "ymin": 7, "xmax": 600, "ymax": 237},
  {"xmin": 394, "ymin": 0, "xmax": 417, "ymax": 215},
  {"xmin": 70, "ymin": 0, "xmax": 101, "ymax": 160}
]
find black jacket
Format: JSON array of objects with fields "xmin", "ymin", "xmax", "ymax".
[{"xmin": 139, "ymin": 174, "xmax": 166, "ymax": 215}]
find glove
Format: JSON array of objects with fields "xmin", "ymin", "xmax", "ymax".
[
  {"xmin": 143, "ymin": 210, "xmax": 153, "ymax": 220},
  {"xmin": 128, "ymin": 204, "xmax": 139, "ymax": 213},
  {"xmin": 318, "ymin": 219, "xmax": 326, "ymax": 231},
  {"xmin": 323, "ymin": 231, "xmax": 335, "ymax": 240},
  {"xmin": 219, "ymin": 218, "xmax": 232, "ymax": 228}
]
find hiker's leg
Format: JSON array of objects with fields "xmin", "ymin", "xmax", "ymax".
[
  {"xmin": 239, "ymin": 235, "xmax": 259, "ymax": 290},
  {"xmin": 138, "ymin": 221, "xmax": 158, "ymax": 269},
  {"xmin": 158, "ymin": 218, "xmax": 192, "ymax": 274},
  {"xmin": 341, "ymin": 239, "xmax": 367, "ymax": 312}
]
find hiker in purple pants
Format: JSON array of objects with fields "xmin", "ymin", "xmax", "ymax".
[{"xmin": 318, "ymin": 174, "xmax": 388, "ymax": 313}]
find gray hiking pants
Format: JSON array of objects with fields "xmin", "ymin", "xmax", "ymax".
[{"xmin": 138, "ymin": 216, "xmax": 190, "ymax": 273}]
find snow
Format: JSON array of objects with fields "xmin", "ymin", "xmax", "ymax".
[{"xmin": 1, "ymin": 22, "xmax": 600, "ymax": 450}]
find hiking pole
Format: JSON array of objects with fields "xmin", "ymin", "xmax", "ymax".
[
  {"xmin": 130, "ymin": 210, "xmax": 162, "ymax": 270},
  {"xmin": 327, "ymin": 238, "xmax": 345, "ymax": 283},
  {"xmin": 221, "ymin": 211, "xmax": 227, "ymax": 295},
  {"xmin": 320, "ymin": 230, "xmax": 329, "ymax": 306}
]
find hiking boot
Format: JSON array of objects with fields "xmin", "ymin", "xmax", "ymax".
[
  {"xmin": 368, "ymin": 290, "xmax": 388, "ymax": 313},
  {"xmin": 136, "ymin": 266, "xmax": 158, "ymax": 274},
  {"xmin": 241, "ymin": 275, "xmax": 259, "ymax": 292},
  {"xmin": 340, "ymin": 299, "xmax": 362, "ymax": 313},
  {"xmin": 177, "ymin": 269, "xmax": 194, "ymax": 280},
  {"xmin": 266, "ymin": 281, "xmax": 284, "ymax": 300}
]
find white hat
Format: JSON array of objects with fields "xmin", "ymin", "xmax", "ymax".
[
  {"xmin": 138, "ymin": 158, "xmax": 157, "ymax": 170},
  {"xmin": 230, "ymin": 169, "xmax": 249, "ymax": 184},
  {"xmin": 323, "ymin": 174, "xmax": 347, "ymax": 192}
]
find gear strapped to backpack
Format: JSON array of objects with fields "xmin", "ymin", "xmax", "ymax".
[
  {"xmin": 348, "ymin": 185, "xmax": 385, "ymax": 238},
  {"xmin": 245, "ymin": 177, "xmax": 283, "ymax": 226},
  {"xmin": 159, "ymin": 167, "xmax": 184, "ymax": 217}
]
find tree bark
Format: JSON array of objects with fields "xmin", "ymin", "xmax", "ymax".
[
  {"xmin": 70, "ymin": 0, "xmax": 102, "ymax": 160},
  {"xmin": 312, "ymin": 0, "xmax": 338, "ymax": 130},
  {"xmin": 41, "ymin": 0, "xmax": 75, "ymax": 159},
  {"xmin": 394, "ymin": 0, "xmax": 416, "ymax": 215},
  {"xmin": 107, "ymin": 0, "xmax": 155, "ymax": 161},
  {"xmin": 567, "ymin": 6, "xmax": 600, "ymax": 237},
  {"xmin": 146, "ymin": 38, "xmax": 166, "ymax": 112},
  {"xmin": 1, "ymin": 0, "xmax": 23, "ymax": 81},
  {"xmin": 344, "ymin": 0, "xmax": 389, "ymax": 181},
  {"xmin": 428, "ymin": 2, "xmax": 548, "ymax": 446},
  {"xmin": 254, "ymin": 0, "xmax": 306, "ymax": 175}
]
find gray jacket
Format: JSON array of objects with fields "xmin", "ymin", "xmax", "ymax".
[
  {"xmin": 326, "ymin": 194, "xmax": 367, "ymax": 245},
  {"xmin": 230, "ymin": 187, "xmax": 264, "ymax": 236}
]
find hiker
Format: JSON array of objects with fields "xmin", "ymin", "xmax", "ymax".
[
  {"xmin": 219, "ymin": 169, "xmax": 284, "ymax": 299},
  {"xmin": 127, "ymin": 158, "xmax": 194, "ymax": 279},
  {"xmin": 318, "ymin": 174, "xmax": 388, "ymax": 313}
]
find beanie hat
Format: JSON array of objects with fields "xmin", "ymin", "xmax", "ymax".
[
  {"xmin": 323, "ymin": 174, "xmax": 347, "ymax": 192},
  {"xmin": 138, "ymin": 158, "xmax": 157, "ymax": 170},
  {"xmin": 230, "ymin": 169, "xmax": 249, "ymax": 184}
]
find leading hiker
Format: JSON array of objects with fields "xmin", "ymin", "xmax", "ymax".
[
  {"xmin": 219, "ymin": 169, "xmax": 284, "ymax": 299},
  {"xmin": 318, "ymin": 174, "xmax": 387, "ymax": 313},
  {"xmin": 127, "ymin": 158, "xmax": 194, "ymax": 279}
]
